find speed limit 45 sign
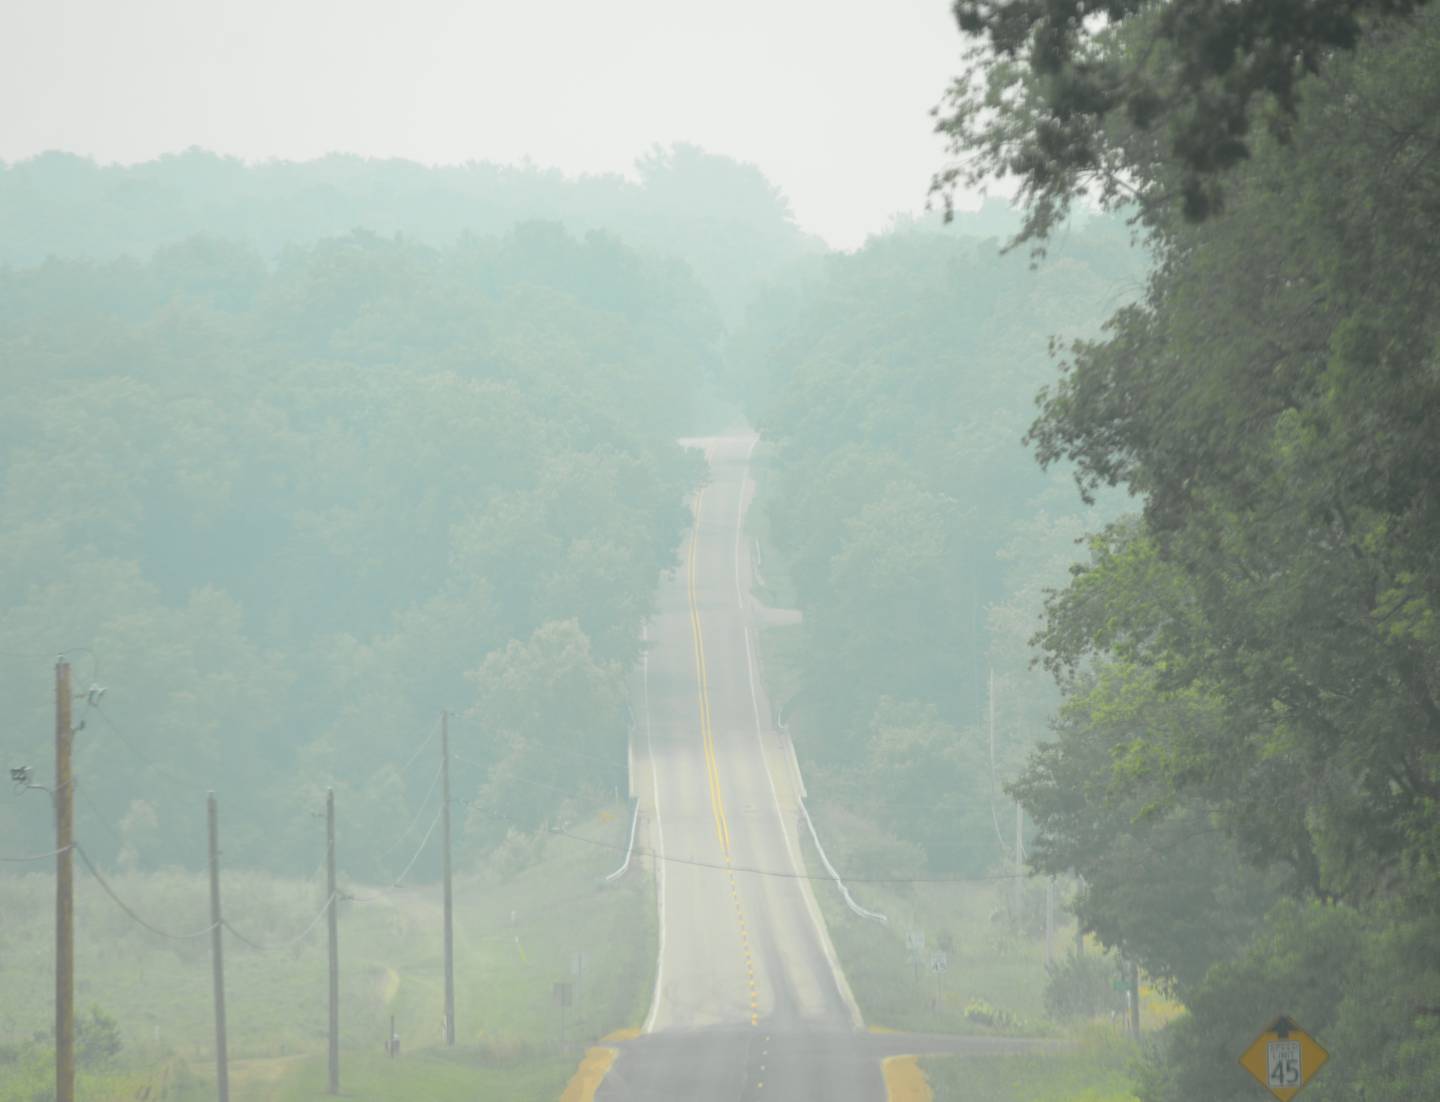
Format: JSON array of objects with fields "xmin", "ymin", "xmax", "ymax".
[{"xmin": 1239, "ymin": 1015, "xmax": 1329, "ymax": 1101}]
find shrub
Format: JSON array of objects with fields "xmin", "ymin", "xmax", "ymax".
[{"xmin": 1044, "ymin": 950, "xmax": 1126, "ymax": 1022}]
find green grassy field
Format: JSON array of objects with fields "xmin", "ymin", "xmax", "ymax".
[
  {"xmin": 800, "ymin": 811, "xmax": 1059, "ymax": 1036},
  {"xmin": 0, "ymin": 802, "xmax": 654, "ymax": 1101},
  {"xmin": 920, "ymin": 1028, "xmax": 1139, "ymax": 1102}
]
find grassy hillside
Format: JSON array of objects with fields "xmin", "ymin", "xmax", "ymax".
[{"xmin": 0, "ymin": 803, "xmax": 654, "ymax": 1101}]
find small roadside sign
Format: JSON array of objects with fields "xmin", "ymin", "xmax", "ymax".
[{"xmin": 1239, "ymin": 1015, "xmax": 1329, "ymax": 1101}]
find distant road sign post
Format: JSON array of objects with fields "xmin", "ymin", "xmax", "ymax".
[
  {"xmin": 553, "ymin": 982, "xmax": 574, "ymax": 1045},
  {"xmin": 928, "ymin": 950, "xmax": 948, "ymax": 1008},
  {"xmin": 1239, "ymin": 1015, "xmax": 1329, "ymax": 1101},
  {"xmin": 906, "ymin": 931, "xmax": 925, "ymax": 983}
]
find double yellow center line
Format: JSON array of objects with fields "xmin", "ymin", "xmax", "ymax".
[
  {"xmin": 688, "ymin": 486, "xmax": 759, "ymax": 1026},
  {"xmin": 687, "ymin": 490, "xmax": 732, "ymax": 857}
]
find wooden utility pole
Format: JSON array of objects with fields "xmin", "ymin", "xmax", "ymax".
[
  {"xmin": 1129, "ymin": 958, "xmax": 1142, "ymax": 1038},
  {"xmin": 1045, "ymin": 877, "xmax": 1055, "ymax": 966},
  {"xmin": 207, "ymin": 793, "xmax": 230, "ymax": 1102},
  {"xmin": 326, "ymin": 787, "xmax": 339, "ymax": 1095},
  {"xmin": 54, "ymin": 658, "xmax": 74, "ymax": 1102},
  {"xmin": 441, "ymin": 710, "xmax": 455, "ymax": 1047},
  {"xmin": 1014, "ymin": 799, "xmax": 1025, "ymax": 923}
]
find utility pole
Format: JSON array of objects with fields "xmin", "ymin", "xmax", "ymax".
[
  {"xmin": 207, "ymin": 793, "xmax": 229, "ymax": 1102},
  {"xmin": 1044, "ymin": 878, "xmax": 1055, "ymax": 966},
  {"xmin": 1129, "ymin": 958, "xmax": 1142, "ymax": 1039},
  {"xmin": 1014, "ymin": 799, "xmax": 1025, "ymax": 925},
  {"xmin": 54, "ymin": 658, "xmax": 74, "ymax": 1102},
  {"xmin": 326, "ymin": 787, "xmax": 339, "ymax": 1095},
  {"xmin": 441, "ymin": 710, "xmax": 455, "ymax": 1047}
]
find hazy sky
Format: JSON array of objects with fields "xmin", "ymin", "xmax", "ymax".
[{"xmin": 1, "ymin": 0, "xmax": 978, "ymax": 249}]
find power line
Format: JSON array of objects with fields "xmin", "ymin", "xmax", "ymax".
[
  {"xmin": 545, "ymin": 822, "xmax": 1030, "ymax": 885},
  {"xmin": 0, "ymin": 844, "xmax": 71, "ymax": 863},
  {"xmin": 346, "ymin": 807, "xmax": 444, "ymax": 904},
  {"xmin": 396, "ymin": 720, "xmax": 441, "ymax": 775},
  {"xmin": 375, "ymin": 762, "xmax": 444, "ymax": 861},
  {"xmin": 73, "ymin": 842, "xmax": 217, "ymax": 940},
  {"xmin": 222, "ymin": 892, "xmax": 337, "ymax": 953}
]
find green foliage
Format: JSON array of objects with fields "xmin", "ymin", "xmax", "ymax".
[
  {"xmin": 922, "ymin": 1029, "xmax": 1139, "ymax": 1102},
  {"xmin": 1007, "ymin": 10, "xmax": 1440, "ymax": 1102},
  {"xmin": 961, "ymin": 998, "xmax": 1022, "ymax": 1031},
  {"xmin": 76, "ymin": 1005, "xmax": 124, "ymax": 1068},
  {"xmin": 735, "ymin": 219, "xmax": 1143, "ymax": 872},
  {"xmin": 936, "ymin": 0, "xmax": 1433, "ymax": 238},
  {"xmin": 1044, "ymin": 952, "xmax": 1127, "ymax": 1023},
  {"xmin": 1133, "ymin": 900, "xmax": 1440, "ymax": 1102},
  {"xmin": 0, "ymin": 221, "xmax": 711, "ymax": 875}
]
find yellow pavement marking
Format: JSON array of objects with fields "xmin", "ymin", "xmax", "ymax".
[
  {"xmin": 688, "ymin": 486, "xmax": 764, "ymax": 1025},
  {"xmin": 882, "ymin": 1055, "xmax": 933, "ymax": 1102},
  {"xmin": 560, "ymin": 1046, "xmax": 619, "ymax": 1102},
  {"xmin": 687, "ymin": 491, "xmax": 731, "ymax": 856}
]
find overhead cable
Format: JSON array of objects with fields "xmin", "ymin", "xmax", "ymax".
[
  {"xmin": 374, "ymin": 761, "xmax": 444, "ymax": 861},
  {"xmin": 396, "ymin": 720, "xmax": 441, "ymax": 775},
  {"xmin": 223, "ymin": 892, "xmax": 337, "ymax": 953},
  {"xmin": 0, "ymin": 844, "xmax": 72, "ymax": 863},
  {"xmin": 73, "ymin": 842, "xmax": 217, "ymax": 940},
  {"xmin": 347, "ymin": 807, "xmax": 444, "ymax": 903},
  {"xmin": 547, "ymin": 823, "xmax": 1032, "ymax": 885}
]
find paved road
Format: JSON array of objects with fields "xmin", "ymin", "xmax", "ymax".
[{"xmin": 597, "ymin": 435, "xmax": 1046, "ymax": 1100}]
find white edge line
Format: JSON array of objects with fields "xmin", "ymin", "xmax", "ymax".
[
  {"xmin": 734, "ymin": 436, "xmax": 871, "ymax": 1029},
  {"xmin": 640, "ymin": 621, "xmax": 667, "ymax": 1035},
  {"xmin": 798, "ymin": 798, "xmax": 888, "ymax": 925},
  {"xmin": 603, "ymin": 797, "xmax": 640, "ymax": 883}
]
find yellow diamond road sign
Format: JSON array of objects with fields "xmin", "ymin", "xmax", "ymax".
[{"xmin": 1239, "ymin": 1015, "xmax": 1329, "ymax": 1101}]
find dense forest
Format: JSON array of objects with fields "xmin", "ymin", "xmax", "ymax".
[
  {"xmin": 730, "ymin": 216, "xmax": 1144, "ymax": 875},
  {"xmin": 0, "ymin": 220, "xmax": 721, "ymax": 874},
  {"xmin": 0, "ymin": 142, "xmax": 828, "ymax": 879}
]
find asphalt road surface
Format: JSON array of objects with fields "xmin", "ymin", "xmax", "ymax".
[{"xmin": 597, "ymin": 436, "xmax": 1051, "ymax": 1101}]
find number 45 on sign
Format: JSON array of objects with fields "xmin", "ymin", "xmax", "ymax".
[{"xmin": 1239, "ymin": 1015, "xmax": 1329, "ymax": 1101}]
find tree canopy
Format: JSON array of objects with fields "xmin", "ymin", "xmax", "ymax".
[
  {"xmin": 0, "ymin": 221, "xmax": 713, "ymax": 875},
  {"xmin": 935, "ymin": 0, "xmax": 1434, "ymax": 237},
  {"xmin": 1002, "ymin": 8, "xmax": 1440, "ymax": 1098}
]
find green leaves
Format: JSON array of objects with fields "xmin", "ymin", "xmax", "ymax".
[
  {"xmin": 938, "ymin": 1, "xmax": 1431, "ymax": 240},
  {"xmin": 0, "ymin": 221, "xmax": 711, "ymax": 871}
]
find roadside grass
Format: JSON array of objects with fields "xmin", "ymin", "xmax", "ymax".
[
  {"xmin": 799, "ymin": 802, "xmax": 1059, "ymax": 1036},
  {"xmin": 0, "ymin": 802, "xmax": 654, "ymax": 1100},
  {"xmin": 171, "ymin": 1048, "xmax": 578, "ymax": 1102},
  {"xmin": 920, "ymin": 1027, "xmax": 1139, "ymax": 1102}
]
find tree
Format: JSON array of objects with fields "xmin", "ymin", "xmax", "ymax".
[{"xmin": 934, "ymin": 0, "xmax": 1434, "ymax": 238}]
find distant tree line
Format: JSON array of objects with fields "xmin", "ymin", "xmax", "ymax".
[{"xmin": 0, "ymin": 219, "xmax": 727, "ymax": 875}]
